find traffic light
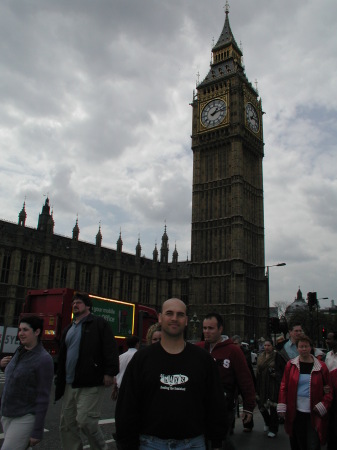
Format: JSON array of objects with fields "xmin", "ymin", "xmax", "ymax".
[
  {"xmin": 307, "ymin": 292, "xmax": 317, "ymax": 308},
  {"xmin": 322, "ymin": 327, "xmax": 327, "ymax": 339},
  {"xmin": 269, "ymin": 317, "xmax": 280, "ymax": 333}
]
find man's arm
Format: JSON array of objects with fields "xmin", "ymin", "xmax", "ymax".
[
  {"xmin": 277, "ymin": 360, "xmax": 290, "ymax": 415},
  {"xmin": 115, "ymin": 356, "xmax": 141, "ymax": 449},
  {"xmin": 100, "ymin": 318, "xmax": 119, "ymax": 378},
  {"xmin": 274, "ymin": 349, "xmax": 288, "ymax": 384},
  {"xmin": 232, "ymin": 346, "xmax": 256, "ymax": 416},
  {"xmin": 31, "ymin": 353, "xmax": 54, "ymax": 441},
  {"xmin": 204, "ymin": 356, "xmax": 228, "ymax": 448}
]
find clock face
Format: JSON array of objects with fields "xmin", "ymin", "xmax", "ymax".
[
  {"xmin": 246, "ymin": 103, "xmax": 259, "ymax": 133},
  {"xmin": 201, "ymin": 99, "xmax": 227, "ymax": 128}
]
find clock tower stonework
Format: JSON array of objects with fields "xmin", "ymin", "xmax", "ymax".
[{"xmin": 190, "ymin": 7, "xmax": 267, "ymax": 338}]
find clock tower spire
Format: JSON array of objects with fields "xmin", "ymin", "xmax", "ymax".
[{"xmin": 190, "ymin": 4, "xmax": 267, "ymax": 338}]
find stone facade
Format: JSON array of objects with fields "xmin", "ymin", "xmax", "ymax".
[{"xmin": 0, "ymin": 201, "xmax": 189, "ymax": 326}]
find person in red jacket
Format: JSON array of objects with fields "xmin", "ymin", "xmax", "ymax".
[
  {"xmin": 277, "ymin": 334, "xmax": 332, "ymax": 450},
  {"xmin": 327, "ymin": 368, "xmax": 337, "ymax": 450},
  {"xmin": 196, "ymin": 313, "xmax": 256, "ymax": 450}
]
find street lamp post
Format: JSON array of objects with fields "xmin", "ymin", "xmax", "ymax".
[{"xmin": 265, "ymin": 262, "xmax": 286, "ymax": 278}]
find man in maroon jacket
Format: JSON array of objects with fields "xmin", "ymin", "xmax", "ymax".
[{"xmin": 196, "ymin": 313, "xmax": 256, "ymax": 449}]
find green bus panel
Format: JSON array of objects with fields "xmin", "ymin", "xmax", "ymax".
[{"xmin": 91, "ymin": 297, "xmax": 135, "ymax": 338}]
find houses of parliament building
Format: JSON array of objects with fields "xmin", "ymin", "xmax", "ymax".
[{"xmin": 0, "ymin": 7, "xmax": 268, "ymax": 339}]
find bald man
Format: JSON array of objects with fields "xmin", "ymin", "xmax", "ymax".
[{"xmin": 115, "ymin": 298, "xmax": 227, "ymax": 450}]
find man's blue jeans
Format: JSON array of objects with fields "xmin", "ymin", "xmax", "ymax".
[{"xmin": 139, "ymin": 434, "xmax": 206, "ymax": 450}]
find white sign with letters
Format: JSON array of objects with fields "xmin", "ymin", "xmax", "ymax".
[{"xmin": 2, "ymin": 327, "xmax": 20, "ymax": 353}]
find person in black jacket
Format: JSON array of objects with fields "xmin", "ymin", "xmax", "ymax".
[
  {"xmin": 115, "ymin": 298, "xmax": 227, "ymax": 450},
  {"xmin": 55, "ymin": 292, "xmax": 119, "ymax": 450}
]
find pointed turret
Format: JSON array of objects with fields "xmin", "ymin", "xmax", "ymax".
[
  {"xmin": 136, "ymin": 237, "xmax": 141, "ymax": 258},
  {"xmin": 18, "ymin": 201, "xmax": 27, "ymax": 227},
  {"xmin": 153, "ymin": 243, "xmax": 158, "ymax": 262},
  {"xmin": 296, "ymin": 288, "xmax": 303, "ymax": 301},
  {"xmin": 198, "ymin": 3, "xmax": 244, "ymax": 88},
  {"xmin": 72, "ymin": 218, "xmax": 80, "ymax": 240},
  {"xmin": 117, "ymin": 231, "xmax": 123, "ymax": 253},
  {"xmin": 96, "ymin": 224, "xmax": 102, "ymax": 247},
  {"xmin": 37, "ymin": 197, "xmax": 54, "ymax": 234},
  {"xmin": 172, "ymin": 243, "xmax": 178, "ymax": 264},
  {"xmin": 160, "ymin": 225, "xmax": 169, "ymax": 264},
  {"xmin": 213, "ymin": 3, "xmax": 241, "ymax": 53}
]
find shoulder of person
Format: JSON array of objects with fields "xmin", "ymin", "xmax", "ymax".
[
  {"xmin": 188, "ymin": 341, "xmax": 210, "ymax": 355},
  {"xmin": 90, "ymin": 314, "xmax": 111, "ymax": 328},
  {"xmin": 61, "ymin": 322, "xmax": 73, "ymax": 337},
  {"xmin": 134, "ymin": 343, "xmax": 158, "ymax": 357},
  {"xmin": 38, "ymin": 352, "xmax": 54, "ymax": 373},
  {"xmin": 277, "ymin": 346, "xmax": 290, "ymax": 360},
  {"xmin": 229, "ymin": 342, "xmax": 246, "ymax": 355},
  {"xmin": 289, "ymin": 356, "xmax": 300, "ymax": 368},
  {"xmin": 187, "ymin": 343, "xmax": 219, "ymax": 365},
  {"xmin": 123, "ymin": 344, "xmax": 157, "ymax": 368},
  {"xmin": 330, "ymin": 368, "xmax": 337, "ymax": 380},
  {"xmin": 38, "ymin": 343, "xmax": 53, "ymax": 358},
  {"xmin": 316, "ymin": 359, "xmax": 328, "ymax": 371}
]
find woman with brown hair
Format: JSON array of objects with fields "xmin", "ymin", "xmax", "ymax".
[
  {"xmin": 0, "ymin": 316, "xmax": 54, "ymax": 449},
  {"xmin": 278, "ymin": 334, "xmax": 332, "ymax": 450}
]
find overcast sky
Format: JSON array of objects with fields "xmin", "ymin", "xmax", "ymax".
[{"xmin": 1, "ymin": 0, "xmax": 336, "ymax": 309}]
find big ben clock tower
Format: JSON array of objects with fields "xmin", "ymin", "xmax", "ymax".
[{"xmin": 190, "ymin": 3, "xmax": 267, "ymax": 338}]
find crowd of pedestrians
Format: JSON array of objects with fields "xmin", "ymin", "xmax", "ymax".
[{"xmin": 1, "ymin": 295, "xmax": 337, "ymax": 450}]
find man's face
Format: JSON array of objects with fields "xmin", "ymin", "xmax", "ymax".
[
  {"xmin": 326, "ymin": 333, "xmax": 337, "ymax": 351},
  {"xmin": 289, "ymin": 325, "xmax": 303, "ymax": 343},
  {"xmin": 159, "ymin": 299, "xmax": 187, "ymax": 337},
  {"xmin": 203, "ymin": 317, "xmax": 222, "ymax": 344},
  {"xmin": 72, "ymin": 299, "xmax": 89, "ymax": 317}
]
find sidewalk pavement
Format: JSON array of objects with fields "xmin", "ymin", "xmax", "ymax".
[{"xmin": 231, "ymin": 407, "xmax": 291, "ymax": 449}]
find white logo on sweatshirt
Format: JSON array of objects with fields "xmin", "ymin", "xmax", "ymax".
[{"xmin": 160, "ymin": 374, "xmax": 188, "ymax": 391}]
